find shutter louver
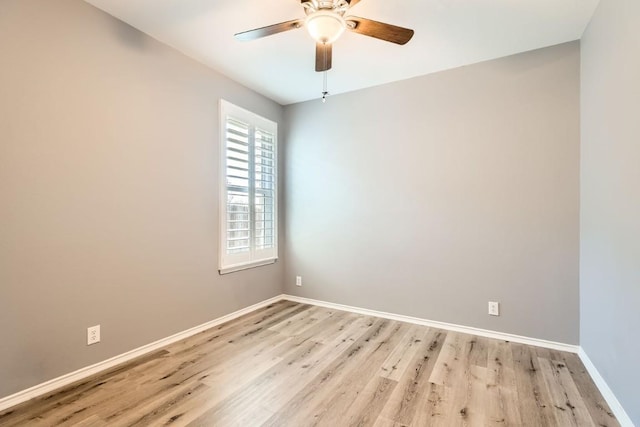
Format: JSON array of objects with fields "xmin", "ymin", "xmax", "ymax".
[
  {"xmin": 225, "ymin": 118, "xmax": 251, "ymax": 255},
  {"xmin": 254, "ymin": 129, "xmax": 276, "ymax": 250}
]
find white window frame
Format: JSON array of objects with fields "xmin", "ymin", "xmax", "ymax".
[{"xmin": 219, "ymin": 99, "xmax": 278, "ymax": 274}]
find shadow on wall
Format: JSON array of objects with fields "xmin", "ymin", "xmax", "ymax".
[{"xmin": 108, "ymin": 17, "xmax": 149, "ymax": 51}]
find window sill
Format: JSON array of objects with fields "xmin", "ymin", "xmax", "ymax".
[{"xmin": 219, "ymin": 258, "xmax": 277, "ymax": 275}]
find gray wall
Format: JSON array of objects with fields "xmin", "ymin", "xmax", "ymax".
[
  {"xmin": 0, "ymin": 0, "xmax": 284, "ymax": 398},
  {"xmin": 580, "ymin": 0, "xmax": 640, "ymax": 424},
  {"xmin": 284, "ymin": 42, "xmax": 580, "ymax": 344}
]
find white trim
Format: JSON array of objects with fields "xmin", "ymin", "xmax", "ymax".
[
  {"xmin": 281, "ymin": 294, "xmax": 579, "ymax": 353},
  {"xmin": 0, "ymin": 295, "xmax": 284, "ymax": 412},
  {"xmin": 218, "ymin": 99, "xmax": 278, "ymax": 272},
  {"xmin": 219, "ymin": 258, "xmax": 277, "ymax": 275},
  {"xmin": 4, "ymin": 293, "xmax": 634, "ymax": 427},
  {"xmin": 578, "ymin": 348, "xmax": 636, "ymax": 427}
]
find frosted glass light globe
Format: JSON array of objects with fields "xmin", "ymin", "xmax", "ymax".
[{"xmin": 305, "ymin": 10, "xmax": 346, "ymax": 44}]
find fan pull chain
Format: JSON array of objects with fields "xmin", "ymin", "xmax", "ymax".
[{"xmin": 322, "ymin": 71, "xmax": 329, "ymax": 103}]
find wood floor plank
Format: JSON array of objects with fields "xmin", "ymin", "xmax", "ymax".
[
  {"xmin": 409, "ymin": 383, "xmax": 453, "ymax": 427},
  {"xmin": 305, "ymin": 310, "xmax": 354, "ymax": 344},
  {"xmin": 184, "ymin": 315, "xmax": 381, "ymax": 426},
  {"xmin": 70, "ymin": 415, "xmax": 108, "ymax": 427},
  {"xmin": 184, "ymin": 313, "xmax": 377, "ymax": 426},
  {"xmin": 468, "ymin": 335, "xmax": 490, "ymax": 368},
  {"xmin": 0, "ymin": 302, "xmax": 620, "ymax": 427},
  {"xmin": 257, "ymin": 314, "xmax": 379, "ymax": 413},
  {"xmin": 446, "ymin": 361, "xmax": 487, "ymax": 426},
  {"xmin": 559, "ymin": 352, "xmax": 620, "ymax": 427},
  {"xmin": 373, "ymin": 416, "xmax": 406, "ymax": 427},
  {"xmin": 110, "ymin": 381, "xmax": 212, "ymax": 427},
  {"xmin": 86, "ymin": 331, "xmax": 288, "ymax": 425},
  {"xmin": 428, "ymin": 332, "xmax": 476, "ymax": 387},
  {"xmin": 427, "ymin": 330, "xmax": 490, "ymax": 427},
  {"xmin": 261, "ymin": 319, "xmax": 410, "ymax": 426},
  {"xmin": 378, "ymin": 324, "xmax": 426, "ymax": 381},
  {"xmin": 135, "ymin": 386, "xmax": 221, "ymax": 427},
  {"xmin": 334, "ymin": 375, "xmax": 398, "ymax": 427},
  {"xmin": 0, "ymin": 349, "xmax": 171, "ymax": 427},
  {"xmin": 486, "ymin": 340, "xmax": 521, "ymax": 426},
  {"xmin": 442, "ymin": 335, "xmax": 491, "ymax": 426},
  {"xmin": 511, "ymin": 343, "xmax": 554, "ymax": 427},
  {"xmin": 166, "ymin": 300, "xmax": 300, "ymax": 355},
  {"xmin": 538, "ymin": 356, "xmax": 596, "ymax": 427},
  {"xmin": 378, "ymin": 328, "xmax": 446, "ymax": 425},
  {"xmin": 268, "ymin": 305, "xmax": 336, "ymax": 337},
  {"xmin": 186, "ymin": 338, "xmax": 326, "ymax": 426},
  {"xmin": 551, "ymin": 358, "xmax": 598, "ymax": 427},
  {"xmin": 302, "ymin": 362, "xmax": 398, "ymax": 426}
]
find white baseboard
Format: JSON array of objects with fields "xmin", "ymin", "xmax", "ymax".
[
  {"xmin": 578, "ymin": 348, "xmax": 636, "ymax": 427},
  {"xmin": 282, "ymin": 295, "xmax": 579, "ymax": 353},
  {"xmin": 0, "ymin": 295, "xmax": 284, "ymax": 413},
  {"xmin": 3, "ymin": 293, "xmax": 633, "ymax": 427}
]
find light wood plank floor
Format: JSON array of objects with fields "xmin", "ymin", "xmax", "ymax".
[{"xmin": 0, "ymin": 301, "xmax": 619, "ymax": 426}]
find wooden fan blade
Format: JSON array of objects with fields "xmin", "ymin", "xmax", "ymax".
[
  {"xmin": 346, "ymin": 16, "xmax": 414, "ymax": 45},
  {"xmin": 315, "ymin": 43, "xmax": 332, "ymax": 72},
  {"xmin": 234, "ymin": 19, "xmax": 303, "ymax": 41}
]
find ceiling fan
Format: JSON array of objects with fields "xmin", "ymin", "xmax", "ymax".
[{"xmin": 234, "ymin": 0, "xmax": 415, "ymax": 72}]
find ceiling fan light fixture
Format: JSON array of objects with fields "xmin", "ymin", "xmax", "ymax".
[{"xmin": 305, "ymin": 10, "xmax": 346, "ymax": 44}]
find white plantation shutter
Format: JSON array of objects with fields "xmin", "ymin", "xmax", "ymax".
[
  {"xmin": 220, "ymin": 100, "xmax": 277, "ymax": 273},
  {"xmin": 225, "ymin": 118, "xmax": 251, "ymax": 256},
  {"xmin": 254, "ymin": 129, "xmax": 276, "ymax": 251}
]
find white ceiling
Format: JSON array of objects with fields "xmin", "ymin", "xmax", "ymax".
[{"xmin": 85, "ymin": 0, "xmax": 599, "ymax": 105}]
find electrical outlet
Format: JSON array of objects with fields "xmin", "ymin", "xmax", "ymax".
[
  {"xmin": 488, "ymin": 302, "xmax": 500, "ymax": 316},
  {"xmin": 87, "ymin": 325, "xmax": 100, "ymax": 345},
  {"xmin": 296, "ymin": 276, "xmax": 302, "ymax": 287}
]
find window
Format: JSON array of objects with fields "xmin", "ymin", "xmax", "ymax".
[{"xmin": 219, "ymin": 100, "xmax": 278, "ymax": 274}]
